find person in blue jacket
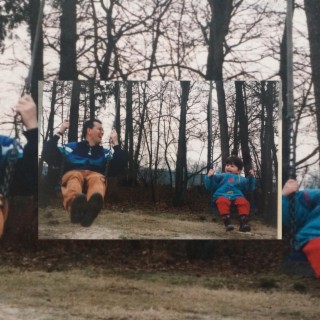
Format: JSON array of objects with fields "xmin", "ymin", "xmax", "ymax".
[
  {"xmin": 0, "ymin": 95, "xmax": 38, "ymax": 237},
  {"xmin": 282, "ymin": 179, "xmax": 320, "ymax": 278},
  {"xmin": 205, "ymin": 155, "xmax": 255, "ymax": 232},
  {"xmin": 42, "ymin": 118, "xmax": 126, "ymax": 227}
]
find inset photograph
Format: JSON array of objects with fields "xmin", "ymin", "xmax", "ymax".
[{"xmin": 38, "ymin": 81, "xmax": 279, "ymax": 239}]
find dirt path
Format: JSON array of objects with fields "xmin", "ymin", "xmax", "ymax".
[
  {"xmin": 0, "ymin": 266, "xmax": 319, "ymax": 320},
  {"xmin": 38, "ymin": 206, "xmax": 277, "ymax": 240}
]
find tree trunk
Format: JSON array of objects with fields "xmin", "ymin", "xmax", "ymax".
[
  {"xmin": 143, "ymin": 111, "xmax": 155, "ymax": 203},
  {"xmin": 101, "ymin": 0, "xmax": 115, "ymax": 80},
  {"xmin": 174, "ymin": 81, "xmax": 190, "ymax": 207},
  {"xmin": 280, "ymin": 0, "xmax": 295, "ymax": 185},
  {"xmin": 236, "ymin": 81, "xmax": 251, "ymax": 175},
  {"xmin": 59, "ymin": 0, "xmax": 78, "ymax": 80},
  {"xmin": 305, "ymin": 0, "xmax": 320, "ymax": 170},
  {"xmin": 206, "ymin": 0, "xmax": 233, "ymax": 80},
  {"xmin": 114, "ymin": 81, "xmax": 121, "ymax": 134},
  {"xmin": 133, "ymin": 83, "xmax": 148, "ymax": 183},
  {"xmin": 261, "ymin": 82, "xmax": 275, "ymax": 223},
  {"xmin": 68, "ymin": 81, "xmax": 81, "ymax": 142},
  {"xmin": 125, "ymin": 81, "xmax": 134, "ymax": 185},
  {"xmin": 44, "ymin": 81, "xmax": 57, "ymax": 142},
  {"xmin": 216, "ymin": 81, "xmax": 229, "ymax": 169},
  {"xmin": 147, "ymin": 0, "xmax": 172, "ymax": 80},
  {"xmin": 207, "ymin": 81, "xmax": 213, "ymax": 171},
  {"xmin": 29, "ymin": 0, "xmax": 44, "ymax": 106},
  {"xmin": 89, "ymin": 80, "xmax": 95, "ymax": 120}
]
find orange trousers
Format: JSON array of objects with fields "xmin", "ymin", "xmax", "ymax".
[
  {"xmin": 61, "ymin": 170, "xmax": 106, "ymax": 213},
  {"xmin": 216, "ymin": 196, "xmax": 250, "ymax": 216},
  {"xmin": 0, "ymin": 195, "xmax": 9, "ymax": 238}
]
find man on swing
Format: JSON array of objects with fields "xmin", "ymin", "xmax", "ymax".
[
  {"xmin": 0, "ymin": 95, "xmax": 38, "ymax": 237},
  {"xmin": 282, "ymin": 179, "xmax": 320, "ymax": 279},
  {"xmin": 42, "ymin": 118, "xmax": 126, "ymax": 227}
]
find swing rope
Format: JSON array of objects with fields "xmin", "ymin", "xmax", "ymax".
[
  {"xmin": 1, "ymin": 0, "xmax": 45, "ymax": 198},
  {"xmin": 23, "ymin": 0, "xmax": 46, "ymax": 95}
]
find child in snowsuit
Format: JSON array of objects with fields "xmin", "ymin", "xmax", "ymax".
[
  {"xmin": 0, "ymin": 95, "xmax": 38, "ymax": 237},
  {"xmin": 205, "ymin": 156, "xmax": 255, "ymax": 232},
  {"xmin": 282, "ymin": 179, "xmax": 320, "ymax": 278}
]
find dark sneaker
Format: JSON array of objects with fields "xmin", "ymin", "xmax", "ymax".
[
  {"xmin": 239, "ymin": 215, "xmax": 251, "ymax": 232},
  {"xmin": 80, "ymin": 193, "xmax": 104, "ymax": 227},
  {"xmin": 222, "ymin": 215, "xmax": 234, "ymax": 231},
  {"xmin": 70, "ymin": 194, "xmax": 87, "ymax": 224}
]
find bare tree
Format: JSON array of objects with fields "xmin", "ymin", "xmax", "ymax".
[
  {"xmin": 236, "ymin": 81, "xmax": 251, "ymax": 175},
  {"xmin": 124, "ymin": 81, "xmax": 134, "ymax": 185},
  {"xmin": 206, "ymin": 0, "xmax": 233, "ymax": 81},
  {"xmin": 216, "ymin": 81, "xmax": 229, "ymax": 168},
  {"xmin": 305, "ymin": 0, "xmax": 320, "ymax": 170},
  {"xmin": 174, "ymin": 81, "xmax": 190, "ymax": 207},
  {"xmin": 68, "ymin": 81, "xmax": 81, "ymax": 142}
]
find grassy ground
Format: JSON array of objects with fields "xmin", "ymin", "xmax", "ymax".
[
  {"xmin": 38, "ymin": 204, "xmax": 277, "ymax": 240},
  {"xmin": 0, "ymin": 265, "xmax": 319, "ymax": 320}
]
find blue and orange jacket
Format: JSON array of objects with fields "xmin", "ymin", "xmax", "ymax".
[
  {"xmin": 282, "ymin": 190, "xmax": 320, "ymax": 250},
  {"xmin": 0, "ymin": 128, "xmax": 38, "ymax": 196},
  {"xmin": 205, "ymin": 173, "xmax": 256, "ymax": 201},
  {"xmin": 42, "ymin": 134, "xmax": 126, "ymax": 177}
]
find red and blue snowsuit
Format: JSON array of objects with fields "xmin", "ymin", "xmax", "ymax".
[
  {"xmin": 282, "ymin": 190, "xmax": 320, "ymax": 278},
  {"xmin": 205, "ymin": 173, "xmax": 256, "ymax": 216}
]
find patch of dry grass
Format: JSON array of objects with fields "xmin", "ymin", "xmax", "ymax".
[
  {"xmin": 38, "ymin": 206, "xmax": 277, "ymax": 240},
  {"xmin": 0, "ymin": 266, "xmax": 319, "ymax": 320}
]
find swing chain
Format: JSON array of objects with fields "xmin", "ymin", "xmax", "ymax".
[
  {"xmin": 288, "ymin": 115, "xmax": 297, "ymax": 248},
  {"xmin": 286, "ymin": 0, "xmax": 297, "ymax": 249}
]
